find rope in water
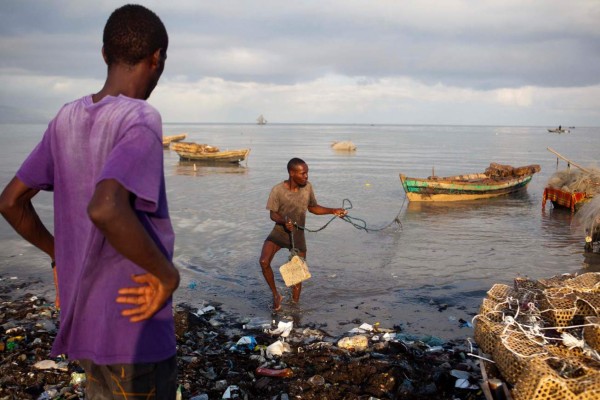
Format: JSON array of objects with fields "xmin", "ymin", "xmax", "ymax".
[{"xmin": 295, "ymin": 197, "xmax": 406, "ymax": 233}]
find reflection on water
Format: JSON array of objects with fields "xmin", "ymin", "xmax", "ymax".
[{"xmin": 174, "ymin": 160, "xmax": 248, "ymax": 176}]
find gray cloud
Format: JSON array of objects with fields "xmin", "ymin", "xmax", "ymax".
[{"xmin": 1, "ymin": 1, "xmax": 600, "ymax": 124}]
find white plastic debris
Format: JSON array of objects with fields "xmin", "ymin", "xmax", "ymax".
[
  {"xmin": 194, "ymin": 305, "xmax": 216, "ymax": 316},
  {"xmin": 450, "ymin": 369, "xmax": 471, "ymax": 380},
  {"xmin": 269, "ymin": 321, "xmax": 293, "ymax": 337},
  {"xmin": 222, "ymin": 385, "xmax": 240, "ymax": 399},
  {"xmin": 266, "ymin": 340, "xmax": 291, "ymax": 358},
  {"xmin": 455, "ymin": 378, "xmax": 478, "ymax": 389},
  {"xmin": 33, "ymin": 360, "xmax": 68, "ymax": 371},
  {"xmin": 349, "ymin": 323, "xmax": 374, "ymax": 334}
]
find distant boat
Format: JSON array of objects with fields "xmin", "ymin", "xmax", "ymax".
[
  {"xmin": 256, "ymin": 114, "xmax": 267, "ymax": 125},
  {"xmin": 547, "ymin": 127, "xmax": 569, "ymax": 134},
  {"xmin": 399, "ymin": 163, "xmax": 541, "ymax": 202},
  {"xmin": 171, "ymin": 142, "xmax": 250, "ymax": 164},
  {"xmin": 162, "ymin": 133, "xmax": 187, "ymax": 148}
]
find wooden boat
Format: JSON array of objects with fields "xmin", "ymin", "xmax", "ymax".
[
  {"xmin": 547, "ymin": 128, "xmax": 569, "ymax": 134},
  {"xmin": 171, "ymin": 142, "xmax": 250, "ymax": 164},
  {"xmin": 399, "ymin": 163, "xmax": 541, "ymax": 202},
  {"xmin": 162, "ymin": 133, "xmax": 187, "ymax": 147}
]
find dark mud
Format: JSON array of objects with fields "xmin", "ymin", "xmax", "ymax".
[{"xmin": 1, "ymin": 274, "xmax": 486, "ymax": 399}]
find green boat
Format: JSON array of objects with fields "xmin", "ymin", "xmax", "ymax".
[{"xmin": 399, "ymin": 163, "xmax": 541, "ymax": 202}]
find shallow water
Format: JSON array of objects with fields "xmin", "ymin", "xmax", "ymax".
[{"xmin": 1, "ymin": 123, "xmax": 599, "ymax": 338}]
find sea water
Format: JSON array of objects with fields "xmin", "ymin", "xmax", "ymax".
[{"xmin": 1, "ymin": 123, "xmax": 599, "ymax": 338}]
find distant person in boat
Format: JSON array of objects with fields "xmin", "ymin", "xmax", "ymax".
[
  {"xmin": 259, "ymin": 158, "xmax": 347, "ymax": 311},
  {"xmin": 0, "ymin": 5, "xmax": 179, "ymax": 399}
]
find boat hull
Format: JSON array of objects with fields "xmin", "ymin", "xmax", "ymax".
[
  {"xmin": 400, "ymin": 173, "xmax": 534, "ymax": 202},
  {"xmin": 176, "ymin": 149, "xmax": 250, "ymax": 164}
]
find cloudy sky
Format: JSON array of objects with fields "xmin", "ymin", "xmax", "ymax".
[{"xmin": 1, "ymin": 1, "xmax": 599, "ymax": 126}]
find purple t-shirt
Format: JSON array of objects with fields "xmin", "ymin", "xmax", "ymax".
[{"xmin": 17, "ymin": 94, "xmax": 176, "ymax": 364}]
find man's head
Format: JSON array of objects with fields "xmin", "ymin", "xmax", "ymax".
[
  {"xmin": 103, "ymin": 4, "xmax": 168, "ymax": 67},
  {"xmin": 287, "ymin": 158, "xmax": 309, "ymax": 187}
]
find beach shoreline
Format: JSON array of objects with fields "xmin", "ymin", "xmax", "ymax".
[{"xmin": 1, "ymin": 271, "xmax": 486, "ymax": 399}]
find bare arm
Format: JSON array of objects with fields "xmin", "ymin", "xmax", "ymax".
[
  {"xmin": 0, "ymin": 176, "xmax": 55, "ymax": 260},
  {"xmin": 87, "ymin": 179, "xmax": 179, "ymax": 322},
  {"xmin": 308, "ymin": 204, "xmax": 347, "ymax": 217}
]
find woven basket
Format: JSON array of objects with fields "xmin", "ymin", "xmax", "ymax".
[
  {"xmin": 540, "ymin": 288, "xmax": 578, "ymax": 328},
  {"xmin": 474, "ymin": 316, "xmax": 504, "ymax": 355},
  {"xmin": 567, "ymin": 273, "xmax": 600, "ymax": 293},
  {"xmin": 279, "ymin": 255, "xmax": 311, "ymax": 287},
  {"xmin": 583, "ymin": 316, "xmax": 600, "ymax": 351},
  {"xmin": 512, "ymin": 357, "xmax": 600, "ymax": 400},
  {"xmin": 492, "ymin": 329, "xmax": 548, "ymax": 385}
]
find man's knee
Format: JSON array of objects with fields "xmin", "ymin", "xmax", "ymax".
[{"xmin": 259, "ymin": 256, "xmax": 270, "ymax": 269}]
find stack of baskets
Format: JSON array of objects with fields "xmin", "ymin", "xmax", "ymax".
[{"xmin": 474, "ymin": 273, "xmax": 600, "ymax": 400}]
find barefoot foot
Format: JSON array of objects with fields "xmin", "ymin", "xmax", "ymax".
[{"xmin": 273, "ymin": 294, "xmax": 284, "ymax": 311}]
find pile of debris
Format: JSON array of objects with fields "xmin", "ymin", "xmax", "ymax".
[{"xmin": 1, "ymin": 274, "xmax": 486, "ymax": 399}]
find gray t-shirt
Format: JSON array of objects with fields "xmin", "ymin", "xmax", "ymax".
[{"xmin": 266, "ymin": 181, "xmax": 317, "ymax": 228}]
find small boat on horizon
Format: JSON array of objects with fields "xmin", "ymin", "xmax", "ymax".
[
  {"xmin": 399, "ymin": 163, "xmax": 541, "ymax": 202},
  {"xmin": 257, "ymin": 114, "xmax": 267, "ymax": 125},
  {"xmin": 547, "ymin": 126, "xmax": 570, "ymax": 134}
]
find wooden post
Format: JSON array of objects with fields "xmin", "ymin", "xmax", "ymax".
[{"xmin": 547, "ymin": 147, "xmax": 590, "ymax": 173}]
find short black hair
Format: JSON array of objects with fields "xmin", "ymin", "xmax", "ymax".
[
  {"xmin": 287, "ymin": 158, "xmax": 306, "ymax": 173},
  {"xmin": 103, "ymin": 4, "xmax": 168, "ymax": 66}
]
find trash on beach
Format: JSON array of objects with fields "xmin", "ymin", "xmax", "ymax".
[
  {"xmin": 348, "ymin": 322, "xmax": 374, "ymax": 333},
  {"xmin": 255, "ymin": 367, "xmax": 294, "ymax": 378},
  {"xmin": 266, "ymin": 340, "xmax": 291, "ymax": 358},
  {"xmin": 458, "ymin": 318, "xmax": 473, "ymax": 328},
  {"xmin": 33, "ymin": 359, "xmax": 68, "ymax": 371},
  {"xmin": 70, "ymin": 372, "xmax": 86, "ymax": 386},
  {"xmin": 221, "ymin": 384, "xmax": 241, "ymax": 399},
  {"xmin": 307, "ymin": 374, "xmax": 325, "ymax": 386},
  {"xmin": 337, "ymin": 335, "xmax": 369, "ymax": 351},
  {"xmin": 242, "ymin": 317, "xmax": 272, "ymax": 331},
  {"xmin": 454, "ymin": 378, "xmax": 478, "ymax": 390},
  {"xmin": 269, "ymin": 320, "xmax": 293, "ymax": 337},
  {"xmin": 231, "ymin": 336, "xmax": 257, "ymax": 351},
  {"xmin": 450, "ymin": 369, "xmax": 471, "ymax": 380},
  {"xmin": 194, "ymin": 305, "xmax": 216, "ymax": 316}
]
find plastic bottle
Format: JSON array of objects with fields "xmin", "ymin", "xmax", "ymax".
[
  {"xmin": 255, "ymin": 367, "xmax": 294, "ymax": 378},
  {"xmin": 242, "ymin": 317, "xmax": 272, "ymax": 330}
]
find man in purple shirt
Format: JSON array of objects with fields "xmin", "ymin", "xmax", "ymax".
[{"xmin": 0, "ymin": 5, "xmax": 179, "ymax": 399}]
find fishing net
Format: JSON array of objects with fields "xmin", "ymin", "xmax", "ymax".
[
  {"xmin": 576, "ymin": 196, "xmax": 600, "ymax": 238},
  {"xmin": 473, "ymin": 273, "xmax": 600, "ymax": 399},
  {"xmin": 546, "ymin": 168, "xmax": 600, "ymax": 196}
]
